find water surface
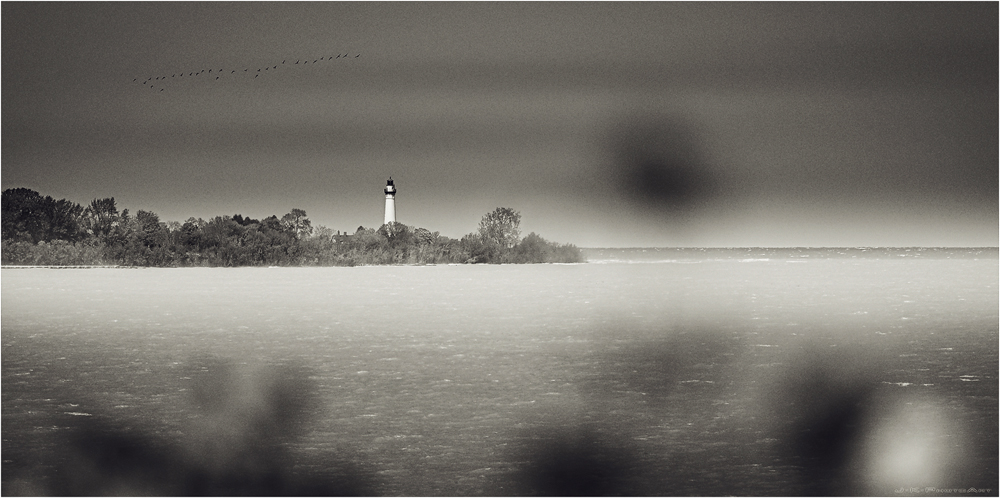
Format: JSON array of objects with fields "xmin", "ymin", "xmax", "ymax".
[{"xmin": 3, "ymin": 249, "xmax": 997, "ymax": 495}]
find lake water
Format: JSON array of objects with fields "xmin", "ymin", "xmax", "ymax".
[{"xmin": 2, "ymin": 249, "xmax": 997, "ymax": 495}]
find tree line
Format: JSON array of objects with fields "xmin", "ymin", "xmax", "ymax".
[{"xmin": 1, "ymin": 188, "xmax": 583, "ymax": 266}]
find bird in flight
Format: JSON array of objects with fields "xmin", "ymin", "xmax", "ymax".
[{"xmin": 130, "ymin": 52, "xmax": 362, "ymax": 92}]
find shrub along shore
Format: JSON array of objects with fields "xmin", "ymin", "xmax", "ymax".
[{"xmin": 1, "ymin": 188, "xmax": 583, "ymax": 267}]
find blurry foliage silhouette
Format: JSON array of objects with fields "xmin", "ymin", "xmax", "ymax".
[
  {"xmin": 20, "ymin": 359, "xmax": 377, "ymax": 497},
  {"xmin": 512, "ymin": 429, "xmax": 640, "ymax": 496},
  {"xmin": 1, "ymin": 326, "xmax": 996, "ymax": 495}
]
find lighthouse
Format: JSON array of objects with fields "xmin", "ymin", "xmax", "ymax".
[{"xmin": 383, "ymin": 177, "xmax": 397, "ymax": 225}]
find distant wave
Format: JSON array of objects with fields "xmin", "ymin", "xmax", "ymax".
[
  {"xmin": 586, "ymin": 259, "xmax": 691, "ymax": 265},
  {"xmin": 579, "ymin": 247, "xmax": 997, "ymax": 264}
]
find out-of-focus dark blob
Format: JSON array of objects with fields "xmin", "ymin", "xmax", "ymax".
[
  {"xmin": 510, "ymin": 428, "xmax": 641, "ymax": 496},
  {"xmin": 761, "ymin": 345, "xmax": 994, "ymax": 496},
  {"xmin": 48, "ymin": 418, "xmax": 187, "ymax": 496},
  {"xmin": 761, "ymin": 347, "xmax": 889, "ymax": 496},
  {"xmin": 605, "ymin": 116, "xmax": 717, "ymax": 217},
  {"xmin": 37, "ymin": 359, "xmax": 375, "ymax": 496}
]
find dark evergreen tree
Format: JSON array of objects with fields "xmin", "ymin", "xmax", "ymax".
[{"xmin": 1, "ymin": 188, "xmax": 86, "ymax": 243}]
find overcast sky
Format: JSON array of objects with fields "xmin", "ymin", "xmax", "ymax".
[{"xmin": 3, "ymin": 2, "xmax": 996, "ymax": 247}]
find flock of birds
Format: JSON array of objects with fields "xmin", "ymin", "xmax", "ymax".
[{"xmin": 132, "ymin": 53, "xmax": 361, "ymax": 92}]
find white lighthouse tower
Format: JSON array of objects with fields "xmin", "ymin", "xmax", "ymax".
[{"xmin": 383, "ymin": 177, "xmax": 397, "ymax": 225}]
